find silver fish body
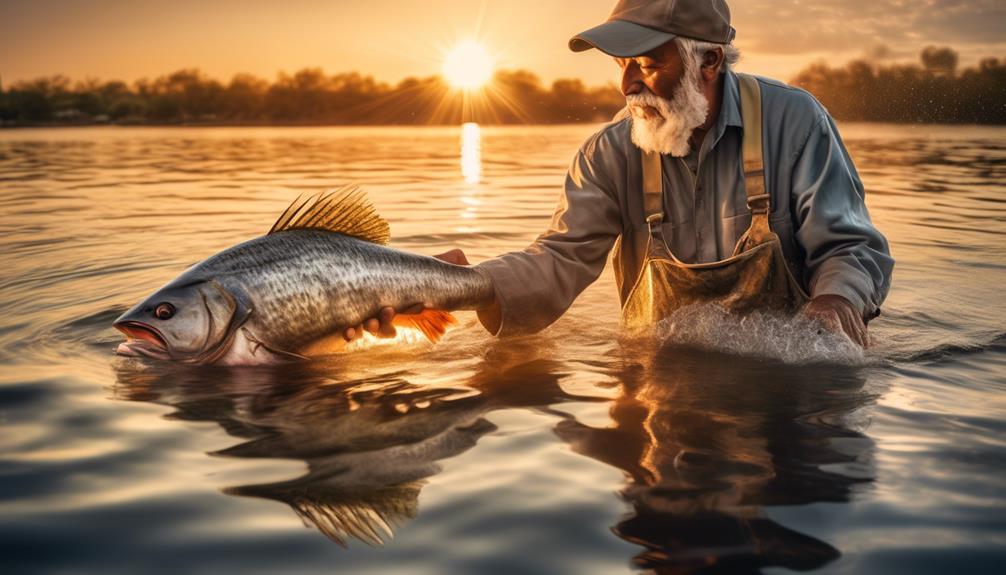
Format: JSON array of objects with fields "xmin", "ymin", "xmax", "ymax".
[
  {"xmin": 115, "ymin": 225, "xmax": 492, "ymax": 364},
  {"xmin": 206, "ymin": 229, "xmax": 489, "ymax": 348}
]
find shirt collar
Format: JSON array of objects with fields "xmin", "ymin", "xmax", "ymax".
[
  {"xmin": 720, "ymin": 70, "xmax": 743, "ymax": 129},
  {"xmin": 697, "ymin": 70, "xmax": 742, "ymax": 160}
]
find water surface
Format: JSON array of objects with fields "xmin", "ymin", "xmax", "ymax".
[{"xmin": 1, "ymin": 124, "xmax": 1004, "ymax": 574}]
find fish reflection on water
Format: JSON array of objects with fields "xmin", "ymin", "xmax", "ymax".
[
  {"xmin": 113, "ymin": 342, "xmax": 876, "ymax": 570},
  {"xmin": 113, "ymin": 347, "xmax": 591, "ymax": 547}
]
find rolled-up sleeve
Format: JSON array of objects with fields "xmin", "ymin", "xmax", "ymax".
[
  {"xmin": 792, "ymin": 115, "xmax": 894, "ymax": 319},
  {"xmin": 474, "ymin": 132, "xmax": 624, "ymax": 336}
]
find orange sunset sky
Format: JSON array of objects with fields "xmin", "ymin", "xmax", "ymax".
[{"xmin": 2, "ymin": 0, "xmax": 1004, "ymax": 87}]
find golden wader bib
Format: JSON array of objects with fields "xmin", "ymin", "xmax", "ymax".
[{"xmin": 622, "ymin": 74, "xmax": 810, "ymax": 330}]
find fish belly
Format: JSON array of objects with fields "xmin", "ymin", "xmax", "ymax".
[{"xmin": 214, "ymin": 327, "xmax": 287, "ymax": 366}]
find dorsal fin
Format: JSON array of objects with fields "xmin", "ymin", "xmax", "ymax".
[{"xmin": 269, "ymin": 186, "xmax": 391, "ymax": 245}]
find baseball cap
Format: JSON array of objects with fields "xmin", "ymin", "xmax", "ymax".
[{"xmin": 569, "ymin": 0, "xmax": 736, "ymax": 57}]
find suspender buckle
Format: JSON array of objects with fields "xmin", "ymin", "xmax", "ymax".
[
  {"xmin": 747, "ymin": 193, "xmax": 770, "ymax": 214},
  {"xmin": 645, "ymin": 212, "xmax": 664, "ymax": 237}
]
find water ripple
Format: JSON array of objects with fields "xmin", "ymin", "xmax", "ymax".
[{"xmin": 0, "ymin": 124, "xmax": 1004, "ymax": 574}]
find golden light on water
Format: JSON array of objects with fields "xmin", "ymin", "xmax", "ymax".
[
  {"xmin": 457, "ymin": 122, "xmax": 482, "ymax": 233},
  {"xmin": 442, "ymin": 40, "xmax": 494, "ymax": 91},
  {"xmin": 460, "ymin": 122, "xmax": 482, "ymax": 184}
]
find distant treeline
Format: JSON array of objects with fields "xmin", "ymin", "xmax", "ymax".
[
  {"xmin": 0, "ymin": 68, "xmax": 624, "ymax": 126},
  {"xmin": 1, "ymin": 46, "xmax": 1003, "ymax": 126},
  {"xmin": 791, "ymin": 47, "xmax": 1006, "ymax": 124}
]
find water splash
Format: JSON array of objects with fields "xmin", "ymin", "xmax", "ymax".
[{"xmin": 655, "ymin": 303, "xmax": 865, "ymax": 365}]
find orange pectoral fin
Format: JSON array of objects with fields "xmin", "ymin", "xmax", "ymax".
[{"xmin": 393, "ymin": 309, "xmax": 458, "ymax": 343}]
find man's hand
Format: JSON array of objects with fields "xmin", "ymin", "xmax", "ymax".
[
  {"xmin": 801, "ymin": 294, "xmax": 869, "ymax": 348},
  {"xmin": 342, "ymin": 249, "xmax": 472, "ymax": 342},
  {"xmin": 431, "ymin": 248, "xmax": 471, "ymax": 266}
]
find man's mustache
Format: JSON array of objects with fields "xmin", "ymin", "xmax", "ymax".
[
  {"xmin": 629, "ymin": 104, "xmax": 663, "ymax": 120},
  {"xmin": 626, "ymin": 91, "xmax": 667, "ymax": 121}
]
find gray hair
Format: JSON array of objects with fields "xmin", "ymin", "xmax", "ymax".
[{"xmin": 676, "ymin": 36, "xmax": 741, "ymax": 75}]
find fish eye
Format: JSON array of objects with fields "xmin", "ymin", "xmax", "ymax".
[{"xmin": 154, "ymin": 302, "xmax": 176, "ymax": 320}]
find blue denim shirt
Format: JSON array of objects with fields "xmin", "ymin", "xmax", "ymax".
[{"xmin": 476, "ymin": 71, "xmax": 894, "ymax": 336}]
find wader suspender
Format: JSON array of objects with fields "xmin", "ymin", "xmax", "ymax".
[
  {"xmin": 737, "ymin": 74, "xmax": 769, "ymax": 215},
  {"xmin": 641, "ymin": 73, "xmax": 768, "ymax": 234}
]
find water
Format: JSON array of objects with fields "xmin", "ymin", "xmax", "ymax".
[{"xmin": 1, "ymin": 124, "xmax": 1004, "ymax": 574}]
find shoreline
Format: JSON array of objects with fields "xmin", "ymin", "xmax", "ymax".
[{"xmin": 3, "ymin": 119, "xmax": 1005, "ymax": 129}]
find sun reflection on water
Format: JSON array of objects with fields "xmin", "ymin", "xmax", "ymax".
[
  {"xmin": 460, "ymin": 122, "xmax": 481, "ymax": 184},
  {"xmin": 457, "ymin": 122, "xmax": 483, "ymax": 232}
]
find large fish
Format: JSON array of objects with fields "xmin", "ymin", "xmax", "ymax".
[{"xmin": 113, "ymin": 187, "xmax": 493, "ymax": 365}]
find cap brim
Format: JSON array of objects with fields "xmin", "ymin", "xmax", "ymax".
[{"xmin": 569, "ymin": 20, "xmax": 676, "ymax": 58}]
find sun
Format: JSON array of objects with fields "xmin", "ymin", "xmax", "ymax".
[{"xmin": 442, "ymin": 40, "xmax": 494, "ymax": 90}]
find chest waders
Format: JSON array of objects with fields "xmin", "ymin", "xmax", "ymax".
[{"xmin": 622, "ymin": 74, "xmax": 810, "ymax": 330}]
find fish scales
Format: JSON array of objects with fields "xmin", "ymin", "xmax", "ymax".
[{"xmin": 177, "ymin": 230, "xmax": 488, "ymax": 351}]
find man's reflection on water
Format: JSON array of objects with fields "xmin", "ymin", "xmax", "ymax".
[
  {"xmin": 555, "ymin": 345, "xmax": 877, "ymax": 572},
  {"xmin": 114, "ymin": 343, "xmax": 876, "ymax": 571}
]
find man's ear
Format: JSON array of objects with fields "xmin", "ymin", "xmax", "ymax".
[{"xmin": 701, "ymin": 48, "xmax": 725, "ymax": 80}]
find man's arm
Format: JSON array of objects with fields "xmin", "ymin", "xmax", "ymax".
[
  {"xmin": 345, "ymin": 129, "xmax": 625, "ymax": 340},
  {"xmin": 793, "ymin": 114, "xmax": 895, "ymax": 345},
  {"xmin": 474, "ymin": 136, "xmax": 624, "ymax": 335}
]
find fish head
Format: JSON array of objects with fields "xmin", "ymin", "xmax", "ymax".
[{"xmin": 114, "ymin": 279, "xmax": 248, "ymax": 363}]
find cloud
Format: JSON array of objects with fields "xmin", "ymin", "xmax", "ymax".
[{"xmin": 732, "ymin": 0, "xmax": 1005, "ymax": 54}]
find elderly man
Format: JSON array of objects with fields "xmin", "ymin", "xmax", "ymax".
[{"xmin": 350, "ymin": 0, "xmax": 893, "ymax": 348}]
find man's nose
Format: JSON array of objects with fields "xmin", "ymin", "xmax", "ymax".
[{"xmin": 620, "ymin": 61, "xmax": 643, "ymax": 96}]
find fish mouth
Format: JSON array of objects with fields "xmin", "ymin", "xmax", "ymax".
[{"xmin": 114, "ymin": 321, "xmax": 170, "ymax": 359}]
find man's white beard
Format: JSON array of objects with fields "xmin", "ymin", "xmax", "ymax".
[{"xmin": 626, "ymin": 68, "xmax": 708, "ymax": 157}]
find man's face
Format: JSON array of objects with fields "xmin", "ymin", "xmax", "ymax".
[
  {"xmin": 615, "ymin": 40, "xmax": 710, "ymax": 157},
  {"xmin": 615, "ymin": 41, "xmax": 685, "ymax": 102}
]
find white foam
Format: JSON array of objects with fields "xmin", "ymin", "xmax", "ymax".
[{"xmin": 654, "ymin": 303, "xmax": 865, "ymax": 365}]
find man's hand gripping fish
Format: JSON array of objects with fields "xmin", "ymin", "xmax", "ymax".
[{"xmin": 113, "ymin": 187, "xmax": 493, "ymax": 365}]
